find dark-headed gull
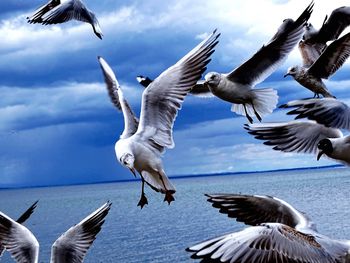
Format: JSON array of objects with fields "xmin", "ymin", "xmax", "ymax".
[
  {"xmin": 0, "ymin": 201, "xmax": 38, "ymax": 258},
  {"xmin": 245, "ymin": 111, "xmax": 350, "ymax": 166},
  {"xmin": 27, "ymin": 0, "xmax": 103, "ymax": 39},
  {"xmin": 187, "ymin": 194, "xmax": 350, "ymax": 262},
  {"xmin": 137, "ymin": 2, "xmax": 313, "ymax": 124},
  {"xmin": 0, "ymin": 202, "xmax": 111, "ymax": 263},
  {"xmin": 98, "ymin": 30, "xmax": 220, "ymax": 208}
]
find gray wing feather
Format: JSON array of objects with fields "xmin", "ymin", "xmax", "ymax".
[
  {"xmin": 245, "ymin": 121, "xmax": 342, "ymax": 154},
  {"xmin": 205, "ymin": 194, "xmax": 310, "ymax": 229},
  {"xmin": 27, "ymin": 0, "xmax": 61, "ymax": 23},
  {"xmin": 308, "ymin": 32, "xmax": 350, "ymax": 79},
  {"xmin": 227, "ymin": 2, "xmax": 313, "ymax": 86},
  {"xmin": 98, "ymin": 57, "xmax": 139, "ymax": 139},
  {"xmin": 135, "ymin": 30, "xmax": 220, "ymax": 151},
  {"xmin": 41, "ymin": 0, "xmax": 93, "ymax": 24},
  {"xmin": 187, "ymin": 224, "xmax": 338, "ymax": 263},
  {"xmin": 298, "ymin": 40, "xmax": 324, "ymax": 67},
  {"xmin": 50, "ymin": 202, "xmax": 111, "ymax": 263},
  {"xmin": 282, "ymin": 98, "xmax": 350, "ymax": 131},
  {"xmin": 317, "ymin": 6, "xmax": 350, "ymax": 43},
  {"xmin": 0, "ymin": 212, "xmax": 39, "ymax": 263}
]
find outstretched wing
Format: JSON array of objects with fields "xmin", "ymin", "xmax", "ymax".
[
  {"xmin": 308, "ymin": 32, "xmax": 350, "ymax": 79},
  {"xmin": 135, "ymin": 30, "xmax": 220, "ymax": 152},
  {"xmin": 51, "ymin": 202, "xmax": 111, "ymax": 263},
  {"xmin": 245, "ymin": 121, "xmax": 342, "ymax": 154},
  {"xmin": 282, "ymin": 98, "xmax": 350, "ymax": 131},
  {"xmin": 137, "ymin": 76, "xmax": 213, "ymax": 97},
  {"xmin": 187, "ymin": 224, "xmax": 338, "ymax": 263},
  {"xmin": 205, "ymin": 194, "xmax": 312, "ymax": 230},
  {"xmin": 298, "ymin": 40, "xmax": 324, "ymax": 67},
  {"xmin": 0, "ymin": 211, "xmax": 39, "ymax": 263},
  {"xmin": 227, "ymin": 2, "xmax": 313, "ymax": 86},
  {"xmin": 27, "ymin": 0, "xmax": 60, "ymax": 24},
  {"xmin": 98, "ymin": 56, "xmax": 139, "ymax": 139},
  {"xmin": 41, "ymin": 0, "xmax": 93, "ymax": 24},
  {"xmin": 316, "ymin": 6, "xmax": 350, "ymax": 44}
]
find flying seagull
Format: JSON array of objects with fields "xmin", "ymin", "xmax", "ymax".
[
  {"xmin": 98, "ymin": 30, "xmax": 220, "ymax": 208},
  {"xmin": 303, "ymin": 6, "xmax": 350, "ymax": 52},
  {"xmin": 137, "ymin": 2, "xmax": 313, "ymax": 124},
  {"xmin": 0, "ymin": 201, "xmax": 38, "ymax": 258},
  {"xmin": 27, "ymin": 0, "xmax": 103, "ymax": 39},
  {"xmin": 0, "ymin": 202, "xmax": 111, "ymax": 263},
  {"xmin": 245, "ymin": 120, "xmax": 349, "ymax": 164},
  {"xmin": 187, "ymin": 194, "xmax": 350, "ymax": 262},
  {"xmin": 284, "ymin": 32, "xmax": 350, "ymax": 98}
]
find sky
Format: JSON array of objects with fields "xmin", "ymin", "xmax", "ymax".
[{"xmin": 0, "ymin": 0, "xmax": 350, "ymax": 187}]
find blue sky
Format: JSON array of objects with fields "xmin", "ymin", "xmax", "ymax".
[{"xmin": 1, "ymin": 0, "xmax": 350, "ymax": 187}]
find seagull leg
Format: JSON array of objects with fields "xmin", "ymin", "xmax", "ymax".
[
  {"xmin": 158, "ymin": 173, "xmax": 175, "ymax": 205},
  {"xmin": 243, "ymin": 104, "xmax": 253, "ymax": 124},
  {"xmin": 251, "ymin": 103, "xmax": 262, "ymax": 122},
  {"xmin": 137, "ymin": 178, "xmax": 148, "ymax": 209}
]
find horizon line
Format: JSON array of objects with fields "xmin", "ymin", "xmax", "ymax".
[{"xmin": 0, "ymin": 164, "xmax": 345, "ymax": 191}]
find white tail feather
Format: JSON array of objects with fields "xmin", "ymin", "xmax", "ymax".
[{"xmin": 231, "ymin": 88, "xmax": 278, "ymax": 120}]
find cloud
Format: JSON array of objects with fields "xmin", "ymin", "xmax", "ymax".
[{"xmin": 1, "ymin": 0, "xmax": 350, "ymax": 187}]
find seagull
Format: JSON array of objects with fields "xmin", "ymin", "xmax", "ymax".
[
  {"xmin": 284, "ymin": 32, "xmax": 350, "ymax": 98},
  {"xmin": 0, "ymin": 202, "xmax": 111, "ymax": 263},
  {"xmin": 27, "ymin": 0, "xmax": 103, "ymax": 39},
  {"xmin": 245, "ymin": 102, "xmax": 350, "ymax": 166},
  {"xmin": 187, "ymin": 194, "xmax": 350, "ymax": 262},
  {"xmin": 98, "ymin": 30, "xmax": 220, "ymax": 208},
  {"xmin": 303, "ymin": 6, "xmax": 350, "ymax": 52},
  {"xmin": 136, "ymin": 2, "xmax": 313, "ymax": 124},
  {"xmin": 0, "ymin": 201, "xmax": 38, "ymax": 258}
]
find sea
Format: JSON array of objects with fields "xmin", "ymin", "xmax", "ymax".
[{"xmin": 0, "ymin": 167, "xmax": 349, "ymax": 262}]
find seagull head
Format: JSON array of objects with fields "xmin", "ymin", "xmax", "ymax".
[
  {"xmin": 120, "ymin": 153, "xmax": 136, "ymax": 176},
  {"xmin": 303, "ymin": 23, "xmax": 317, "ymax": 41},
  {"xmin": 204, "ymin": 72, "xmax": 221, "ymax": 86},
  {"xmin": 284, "ymin": 66, "xmax": 299, "ymax": 78},
  {"xmin": 317, "ymin": 139, "xmax": 333, "ymax": 161}
]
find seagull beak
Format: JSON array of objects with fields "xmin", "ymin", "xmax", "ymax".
[
  {"xmin": 317, "ymin": 151, "xmax": 324, "ymax": 161},
  {"xmin": 129, "ymin": 167, "xmax": 136, "ymax": 177}
]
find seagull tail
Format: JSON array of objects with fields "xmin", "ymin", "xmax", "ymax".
[{"xmin": 231, "ymin": 88, "xmax": 278, "ymax": 122}]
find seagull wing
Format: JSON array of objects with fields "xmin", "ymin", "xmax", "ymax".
[
  {"xmin": 190, "ymin": 80, "xmax": 214, "ymax": 98},
  {"xmin": 134, "ymin": 30, "xmax": 220, "ymax": 151},
  {"xmin": 187, "ymin": 224, "xmax": 337, "ymax": 263},
  {"xmin": 98, "ymin": 57, "xmax": 139, "ymax": 139},
  {"xmin": 27, "ymin": 0, "xmax": 60, "ymax": 23},
  {"xmin": 205, "ymin": 194, "xmax": 311, "ymax": 229},
  {"xmin": 282, "ymin": 98, "xmax": 350, "ymax": 131},
  {"xmin": 41, "ymin": 0, "xmax": 94, "ymax": 24},
  {"xmin": 307, "ymin": 32, "xmax": 350, "ymax": 79},
  {"xmin": 50, "ymin": 202, "xmax": 111, "ymax": 263},
  {"xmin": 227, "ymin": 2, "xmax": 313, "ymax": 86},
  {"xmin": 245, "ymin": 121, "xmax": 342, "ymax": 153},
  {"xmin": 16, "ymin": 200, "xmax": 39, "ymax": 225},
  {"xmin": 317, "ymin": 6, "xmax": 350, "ymax": 43},
  {"xmin": 298, "ymin": 40, "xmax": 324, "ymax": 67},
  {"xmin": 0, "ymin": 211, "xmax": 39, "ymax": 263},
  {"xmin": 137, "ymin": 76, "xmax": 213, "ymax": 98}
]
